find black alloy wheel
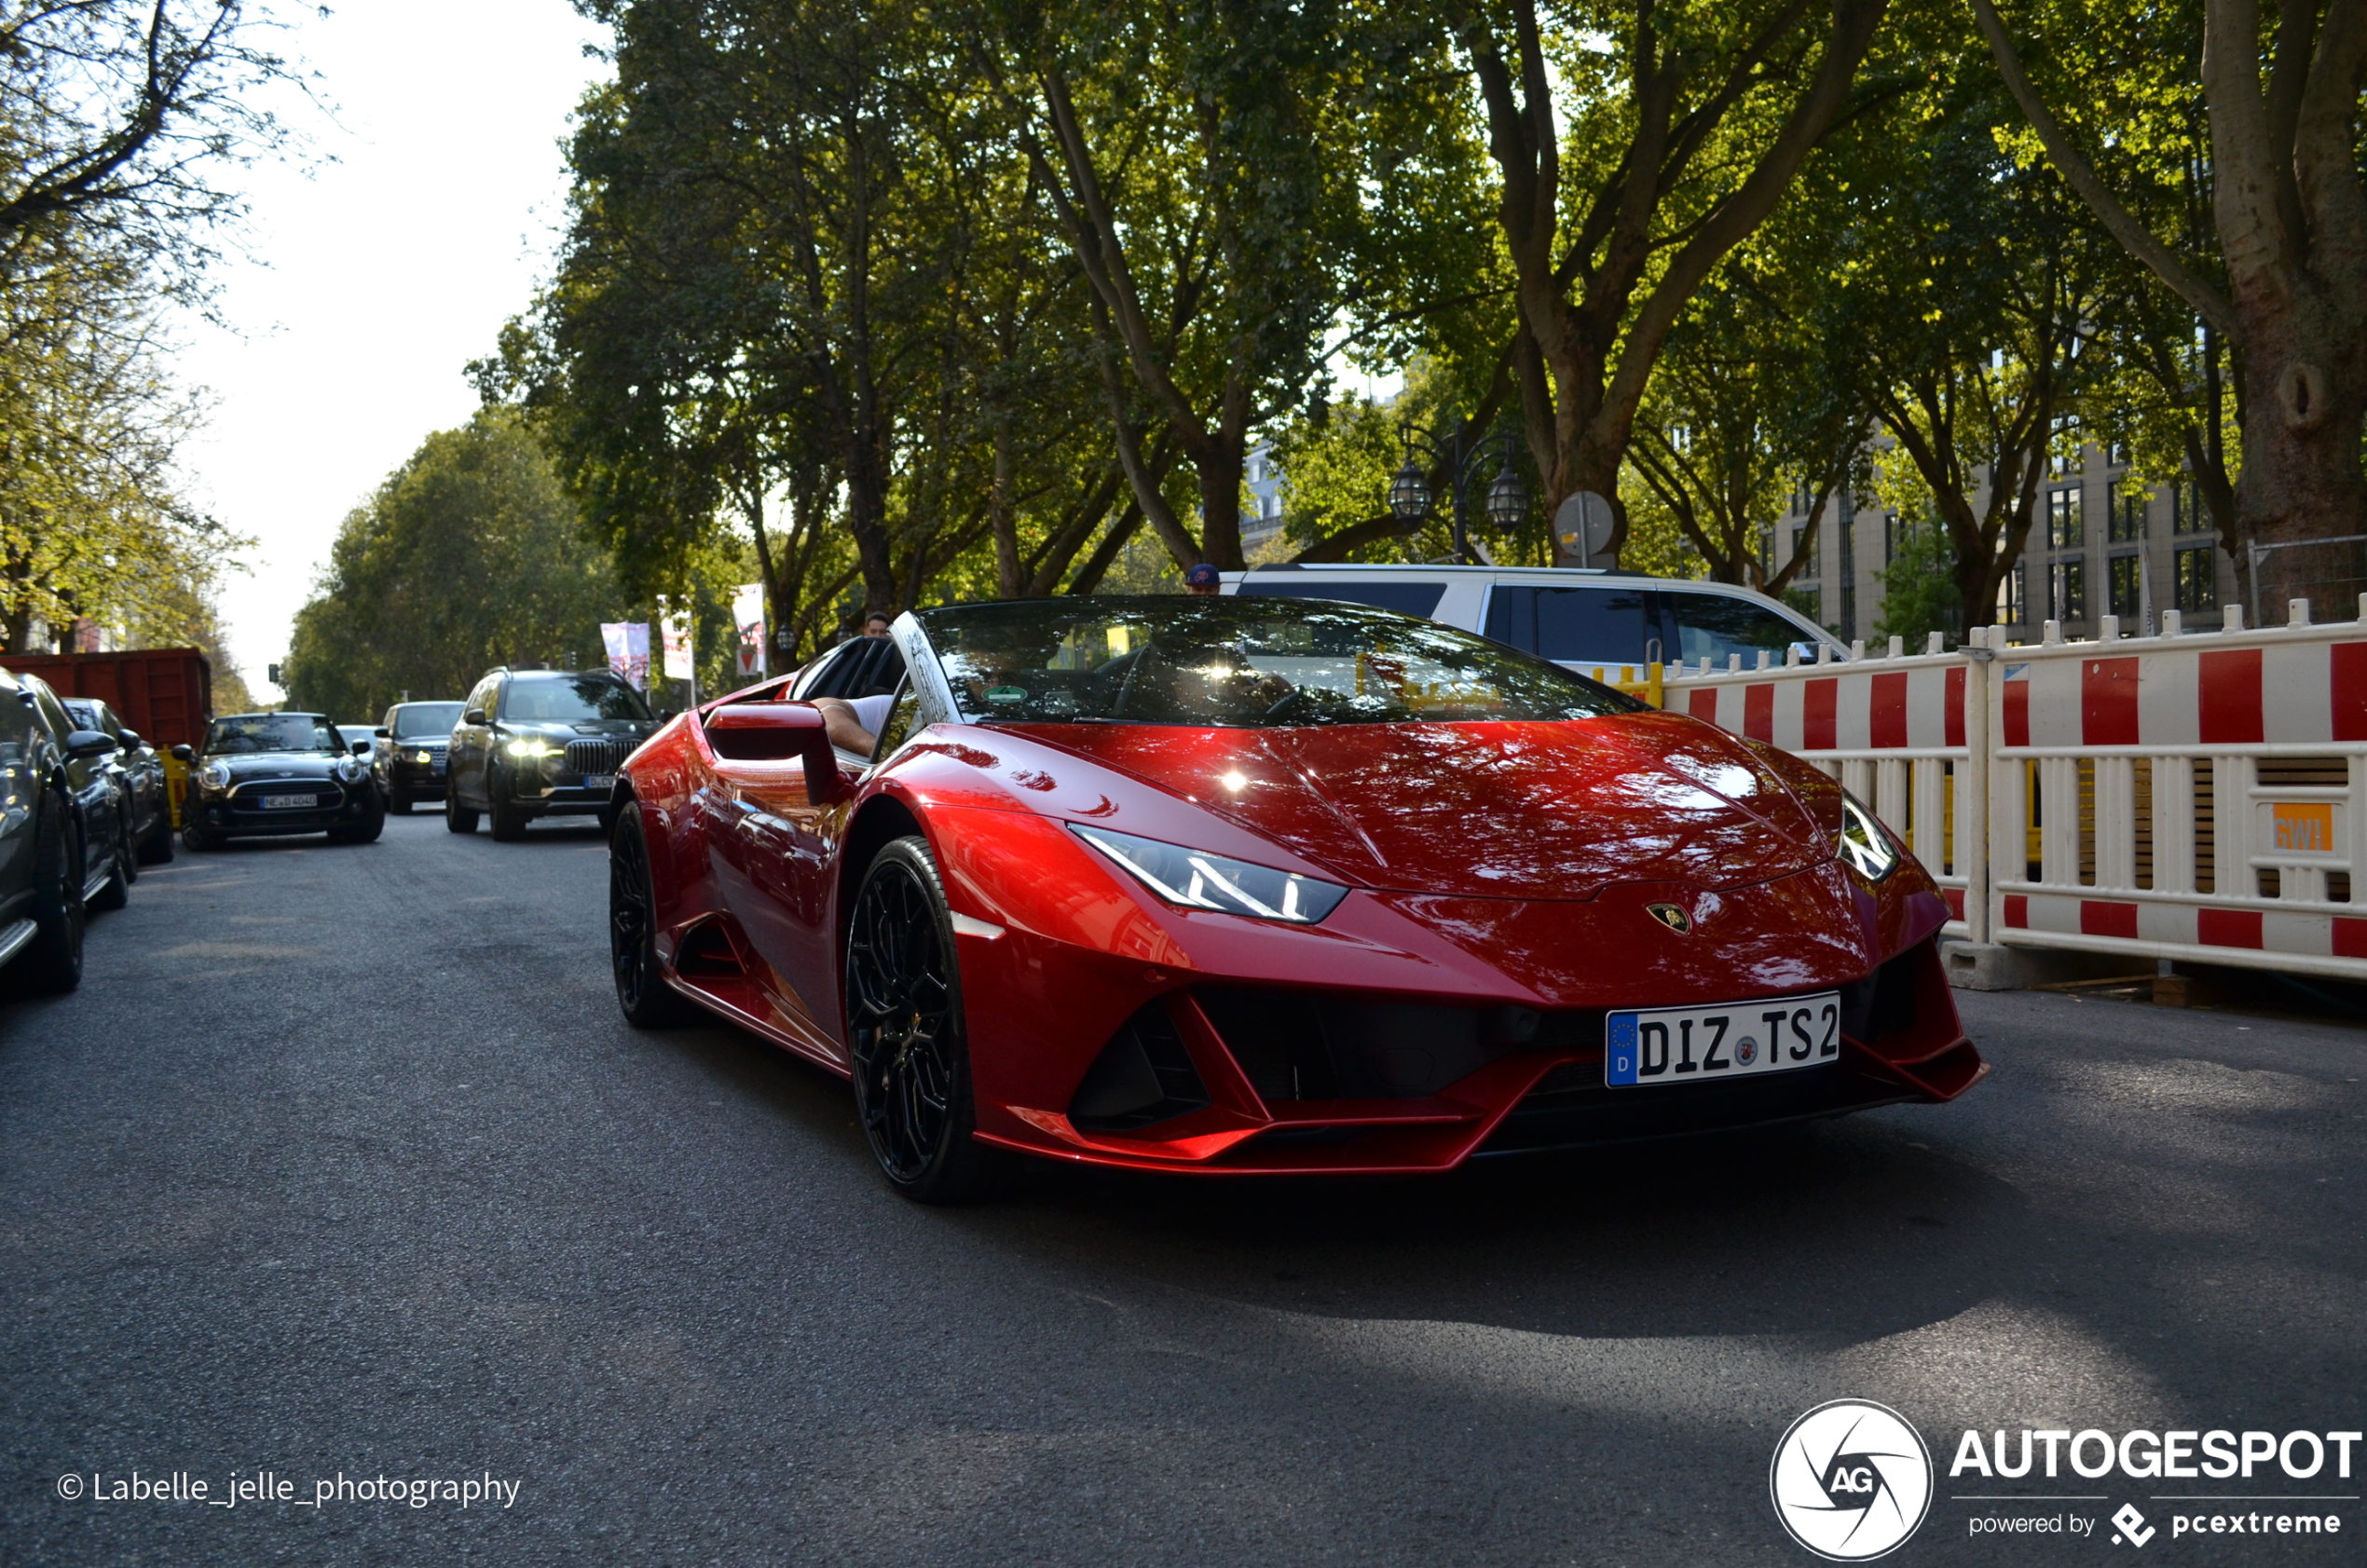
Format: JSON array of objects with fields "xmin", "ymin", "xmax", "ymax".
[
  {"xmin": 89, "ymin": 831, "xmax": 131, "ymax": 911},
  {"xmin": 609, "ymin": 805, "xmax": 692, "ymax": 1027},
  {"xmin": 136, "ymin": 804, "xmax": 173, "ymax": 865},
  {"xmin": 445, "ymin": 779, "xmax": 478, "ymax": 834},
  {"xmin": 10, "ymin": 798, "xmax": 83, "ymax": 994},
  {"xmin": 182, "ymin": 815, "xmax": 217, "ymax": 852},
  {"xmin": 844, "ymin": 835, "xmax": 995, "ymax": 1203},
  {"xmin": 486, "ymin": 765, "xmax": 528, "ymax": 841},
  {"xmin": 330, "ymin": 787, "xmax": 386, "ymax": 845}
]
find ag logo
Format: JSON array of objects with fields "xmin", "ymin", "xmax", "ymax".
[
  {"xmin": 1644, "ymin": 902, "xmax": 1691, "ymax": 934},
  {"xmin": 1770, "ymin": 1398, "xmax": 1933, "ymax": 1561}
]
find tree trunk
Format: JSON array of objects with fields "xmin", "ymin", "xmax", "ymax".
[{"xmin": 2231, "ymin": 313, "xmax": 2367, "ymax": 621}]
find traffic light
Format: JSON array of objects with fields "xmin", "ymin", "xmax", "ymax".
[{"xmin": 267, "ymin": 662, "xmax": 282, "ymax": 686}]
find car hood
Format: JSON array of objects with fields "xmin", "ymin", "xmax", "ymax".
[
  {"xmin": 1002, "ymin": 711, "xmax": 1835, "ymax": 900},
  {"xmin": 212, "ymin": 751, "xmax": 343, "ymax": 780}
]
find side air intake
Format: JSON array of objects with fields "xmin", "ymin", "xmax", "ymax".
[{"xmin": 1067, "ymin": 1001, "xmax": 1211, "ymax": 1133}]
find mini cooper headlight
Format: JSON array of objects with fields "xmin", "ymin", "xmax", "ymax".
[
  {"xmin": 1838, "ymin": 794, "xmax": 1898, "ymax": 881},
  {"xmin": 504, "ymin": 737, "xmax": 558, "ymax": 757},
  {"xmin": 199, "ymin": 761, "xmax": 231, "ymax": 790},
  {"xmin": 1072, "ymin": 824, "xmax": 1349, "ymax": 924},
  {"xmin": 335, "ymin": 755, "xmax": 367, "ymax": 783}
]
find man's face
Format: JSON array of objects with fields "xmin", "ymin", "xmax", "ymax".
[{"xmin": 864, "ymin": 618, "xmax": 892, "ymax": 638}]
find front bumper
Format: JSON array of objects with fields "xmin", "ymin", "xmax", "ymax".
[
  {"xmin": 386, "ymin": 755, "xmax": 447, "ymax": 796},
  {"xmin": 202, "ymin": 781, "xmax": 376, "ymax": 837}
]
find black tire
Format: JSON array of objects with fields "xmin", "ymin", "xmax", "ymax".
[
  {"xmin": 182, "ymin": 818, "xmax": 218, "ymax": 852},
  {"xmin": 445, "ymin": 785, "xmax": 478, "ymax": 834},
  {"xmin": 609, "ymin": 804, "xmax": 694, "ymax": 1027},
  {"xmin": 330, "ymin": 790, "xmax": 386, "ymax": 846},
  {"xmin": 389, "ymin": 784, "xmax": 413, "ymax": 815},
  {"xmin": 10, "ymin": 800, "xmax": 83, "ymax": 994},
  {"xmin": 844, "ymin": 835, "xmax": 998, "ymax": 1204},
  {"xmin": 89, "ymin": 834, "xmax": 131, "ymax": 911},
  {"xmin": 486, "ymin": 767, "xmax": 527, "ymax": 841},
  {"xmin": 136, "ymin": 808, "xmax": 173, "ymax": 865}
]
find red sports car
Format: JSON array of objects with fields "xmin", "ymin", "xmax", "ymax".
[{"xmin": 608, "ymin": 596, "xmax": 1982, "ymax": 1201}]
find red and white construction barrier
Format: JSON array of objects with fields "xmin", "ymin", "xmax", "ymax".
[{"xmin": 1660, "ymin": 599, "xmax": 2367, "ymax": 984}]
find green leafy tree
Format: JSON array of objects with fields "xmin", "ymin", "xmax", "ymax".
[{"xmin": 281, "ymin": 411, "xmax": 625, "ymax": 717}]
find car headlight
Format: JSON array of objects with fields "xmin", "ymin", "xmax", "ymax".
[
  {"xmin": 199, "ymin": 761, "xmax": 231, "ymax": 790},
  {"xmin": 335, "ymin": 755, "xmax": 367, "ymax": 783},
  {"xmin": 412, "ymin": 748, "xmax": 433, "ymax": 763},
  {"xmin": 504, "ymin": 737, "xmax": 558, "ymax": 757},
  {"xmin": 1838, "ymin": 794, "xmax": 1898, "ymax": 880},
  {"xmin": 1072, "ymin": 824, "xmax": 1349, "ymax": 924}
]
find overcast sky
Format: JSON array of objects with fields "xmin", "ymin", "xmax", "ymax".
[{"xmin": 178, "ymin": 0, "xmax": 612, "ymax": 702}]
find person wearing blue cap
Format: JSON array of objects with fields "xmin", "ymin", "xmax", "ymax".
[{"xmin": 1185, "ymin": 563, "xmax": 1221, "ymax": 595}]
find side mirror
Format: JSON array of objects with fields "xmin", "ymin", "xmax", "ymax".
[
  {"xmin": 374, "ymin": 727, "xmax": 390, "ymax": 738},
  {"xmin": 64, "ymin": 729, "xmax": 118, "ymax": 759},
  {"xmin": 170, "ymin": 744, "xmax": 195, "ymax": 763},
  {"xmin": 701, "ymin": 702, "xmax": 850, "ymax": 804},
  {"xmin": 463, "ymin": 708, "xmax": 487, "ymax": 726},
  {"xmin": 117, "ymin": 728, "xmax": 143, "ymax": 747}
]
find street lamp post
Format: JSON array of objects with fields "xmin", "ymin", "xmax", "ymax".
[{"xmin": 1388, "ymin": 418, "xmax": 1528, "ymax": 564}]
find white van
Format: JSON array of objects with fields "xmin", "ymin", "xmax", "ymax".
[{"xmin": 1220, "ymin": 564, "xmax": 1848, "ymax": 671}]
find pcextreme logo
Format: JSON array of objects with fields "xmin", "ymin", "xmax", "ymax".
[{"xmin": 1771, "ymin": 1399, "xmax": 1935, "ymax": 1561}]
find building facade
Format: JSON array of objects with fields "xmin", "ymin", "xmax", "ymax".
[{"xmin": 1769, "ymin": 445, "xmax": 2235, "ymax": 642}]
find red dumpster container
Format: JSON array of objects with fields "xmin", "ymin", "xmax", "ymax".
[{"xmin": 3, "ymin": 648, "xmax": 214, "ymax": 750}]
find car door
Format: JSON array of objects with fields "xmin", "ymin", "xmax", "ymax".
[
  {"xmin": 1655, "ymin": 589, "xmax": 1830, "ymax": 670},
  {"xmin": 30, "ymin": 682, "xmax": 114, "ymax": 884},
  {"xmin": 453, "ymin": 676, "xmax": 500, "ymax": 805},
  {"xmin": 0, "ymin": 680, "xmax": 41, "ymax": 918}
]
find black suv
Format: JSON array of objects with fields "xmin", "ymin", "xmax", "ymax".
[
  {"xmin": 369, "ymin": 700, "xmax": 464, "ymax": 814},
  {"xmin": 62, "ymin": 697, "xmax": 174, "ymax": 866},
  {"xmin": 446, "ymin": 669, "xmax": 658, "ymax": 840},
  {"xmin": 0, "ymin": 667, "xmax": 135, "ymax": 993}
]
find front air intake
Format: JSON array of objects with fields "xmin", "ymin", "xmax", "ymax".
[{"xmin": 1067, "ymin": 1001, "xmax": 1211, "ymax": 1133}]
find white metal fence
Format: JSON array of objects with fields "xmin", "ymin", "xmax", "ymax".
[{"xmin": 1645, "ymin": 598, "xmax": 2367, "ymax": 982}]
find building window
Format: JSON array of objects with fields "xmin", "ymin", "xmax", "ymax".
[
  {"xmin": 2048, "ymin": 487, "xmax": 2083, "ymax": 550},
  {"xmin": 2050, "ymin": 558, "xmax": 2087, "ymax": 621},
  {"xmin": 2109, "ymin": 553, "xmax": 2143, "ymax": 619},
  {"xmin": 2175, "ymin": 545, "xmax": 2217, "ymax": 611},
  {"xmin": 2107, "ymin": 480, "xmax": 2146, "ymax": 542},
  {"xmin": 2050, "ymin": 416, "xmax": 2081, "ymax": 476},
  {"xmin": 2174, "ymin": 481, "xmax": 2210, "ymax": 535},
  {"xmin": 2107, "ymin": 438, "xmax": 2130, "ymax": 466}
]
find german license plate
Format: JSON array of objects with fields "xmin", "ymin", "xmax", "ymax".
[
  {"xmin": 258, "ymin": 793, "xmax": 319, "ymax": 811},
  {"xmin": 1605, "ymin": 991, "xmax": 1841, "ymax": 1086},
  {"xmin": 584, "ymin": 773, "xmax": 615, "ymax": 792}
]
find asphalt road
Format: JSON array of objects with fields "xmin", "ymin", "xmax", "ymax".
[{"xmin": 3, "ymin": 811, "xmax": 2362, "ymax": 1566}]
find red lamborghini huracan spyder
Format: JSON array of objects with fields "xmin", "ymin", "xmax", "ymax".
[{"xmin": 608, "ymin": 596, "xmax": 1983, "ymax": 1201}]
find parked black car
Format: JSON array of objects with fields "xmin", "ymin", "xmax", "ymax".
[
  {"xmin": 184, "ymin": 713, "xmax": 387, "ymax": 850},
  {"xmin": 0, "ymin": 668, "xmax": 135, "ymax": 992},
  {"xmin": 368, "ymin": 700, "xmax": 463, "ymax": 813},
  {"xmin": 62, "ymin": 697, "xmax": 173, "ymax": 866},
  {"xmin": 446, "ymin": 669, "xmax": 657, "ymax": 840}
]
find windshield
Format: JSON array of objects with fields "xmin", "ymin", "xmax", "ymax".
[
  {"xmin": 500, "ymin": 676, "xmax": 650, "ymax": 723},
  {"xmin": 391, "ymin": 702, "xmax": 463, "ymax": 738},
  {"xmin": 917, "ymin": 598, "xmax": 1640, "ymax": 728},
  {"xmin": 63, "ymin": 701, "xmax": 103, "ymax": 733},
  {"xmin": 206, "ymin": 715, "xmax": 342, "ymax": 755}
]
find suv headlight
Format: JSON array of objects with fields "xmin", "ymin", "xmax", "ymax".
[
  {"xmin": 199, "ymin": 761, "xmax": 231, "ymax": 790},
  {"xmin": 1072, "ymin": 824, "xmax": 1349, "ymax": 924},
  {"xmin": 1838, "ymin": 794, "xmax": 1898, "ymax": 880},
  {"xmin": 505, "ymin": 737, "xmax": 558, "ymax": 757}
]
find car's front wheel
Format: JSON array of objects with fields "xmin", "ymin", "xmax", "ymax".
[
  {"xmin": 445, "ymin": 784, "xmax": 478, "ymax": 834},
  {"xmin": 388, "ymin": 782, "xmax": 412, "ymax": 815},
  {"xmin": 330, "ymin": 788, "xmax": 386, "ymax": 845},
  {"xmin": 89, "ymin": 830, "xmax": 132, "ymax": 910},
  {"xmin": 486, "ymin": 767, "xmax": 528, "ymax": 841},
  {"xmin": 10, "ymin": 801, "xmax": 83, "ymax": 994},
  {"xmin": 844, "ymin": 835, "xmax": 997, "ymax": 1204},
  {"xmin": 135, "ymin": 804, "xmax": 173, "ymax": 865},
  {"xmin": 609, "ymin": 804, "xmax": 692, "ymax": 1027}
]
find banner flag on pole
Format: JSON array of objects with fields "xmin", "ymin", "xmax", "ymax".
[
  {"xmin": 601, "ymin": 621, "xmax": 651, "ymax": 689},
  {"xmin": 732, "ymin": 583, "xmax": 766, "ymax": 680},
  {"xmin": 660, "ymin": 600, "xmax": 694, "ymax": 682}
]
